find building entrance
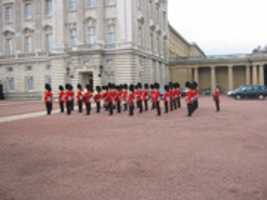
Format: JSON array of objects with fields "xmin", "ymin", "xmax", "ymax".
[
  {"xmin": 264, "ymin": 65, "xmax": 267, "ymax": 86},
  {"xmin": 81, "ymin": 72, "xmax": 94, "ymax": 90}
]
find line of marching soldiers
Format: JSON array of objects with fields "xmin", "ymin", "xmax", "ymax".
[{"xmin": 43, "ymin": 80, "xmax": 221, "ymax": 117}]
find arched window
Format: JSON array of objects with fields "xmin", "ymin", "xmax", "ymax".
[
  {"xmin": 45, "ymin": 0, "xmax": 53, "ymax": 16},
  {"xmin": 24, "ymin": 28, "xmax": 34, "ymax": 53},
  {"xmin": 4, "ymin": 31, "xmax": 15, "ymax": 55},
  {"xmin": 106, "ymin": 19, "xmax": 116, "ymax": 48},
  {"xmin": 68, "ymin": 0, "xmax": 77, "ymax": 11}
]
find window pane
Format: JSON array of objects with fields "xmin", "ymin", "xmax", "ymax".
[
  {"xmin": 46, "ymin": 0, "xmax": 53, "ymax": 16},
  {"xmin": 88, "ymin": 0, "xmax": 96, "ymax": 8},
  {"xmin": 69, "ymin": 0, "xmax": 77, "ymax": 11},
  {"xmin": 25, "ymin": 3, "xmax": 32, "ymax": 19}
]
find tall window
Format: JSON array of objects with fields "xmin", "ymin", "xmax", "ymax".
[
  {"xmin": 150, "ymin": 32, "xmax": 154, "ymax": 52},
  {"xmin": 25, "ymin": 76, "xmax": 34, "ymax": 91},
  {"xmin": 106, "ymin": 23, "xmax": 115, "ymax": 48},
  {"xmin": 45, "ymin": 0, "xmax": 53, "ymax": 16},
  {"xmin": 138, "ymin": 24, "xmax": 143, "ymax": 47},
  {"xmin": 7, "ymin": 77, "xmax": 15, "ymax": 91},
  {"xmin": 24, "ymin": 3, "xmax": 33, "ymax": 19},
  {"xmin": 5, "ymin": 38, "xmax": 14, "ymax": 55},
  {"xmin": 105, "ymin": 0, "xmax": 116, "ymax": 6},
  {"xmin": 87, "ymin": 0, "xmax": 96, "ymax": 8},
  {"xmin": 46, "ymin": 33, "xmax": 53, "ymax": 51},
  {"xmin": 25, "ymin": 36, "xmax": 33, "ymax": 53},
  {"xmin": 69, "ymin": 28, "xmax": 77, "ymax": 47},
  {"xmin": 86, "ymin": 19, "xmax": 96, "ymax": 47},
  {"xmin": 5, "ymin": 6, "xmax": 13, "ymax": 24},
  {"xmin": 68, "ymin": 0, "xmax": 77, "ymax": 11}
]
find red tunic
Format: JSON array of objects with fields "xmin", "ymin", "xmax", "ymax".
[
  {"xmin": 65, "ymin": 90, "xmax": 74, "ymax": 102},
  {"xmin": 151, "ymin": 89, "xmax": 160, "ymax": 103},
  {"xmin": 185, "ymin": 90, "xmax": 194, "ymax": 104},
  {"xmin": 142, "ymin": 90, "xmax": 148, "ymax": 101},
  {"xmin": 135, "ymin": 90, "xmax": 142, "ymax": 101},
  {"xmin": 83, "ymin": 91, "xmax": 93, "ymax": 103},
  {"xmin": 128, "ymin": 92, "xmax": 135, "ymax": 105},
  {"xmin": 59, "ymin": 91, "xmax": 65, "ymax": 103},
  {"xmin": 44, "ymin": 91, "xmax": 53, "ymax": 103},
  {"xmin": 122, "ymin": 90, "xmax": 128, "ymax": 102},
  {"xmin": 163, "ymin": 91, "xmax": 170, "ymax": 102},
  {"xmin": 76, "ymin": 90, "xmax": 83, "ymax": 101},
  {"xmin": 105, "ymin": 91, "xmax": 114, "ymax": 103},
  {"xmin": 94, "ymin": 93, "xmax": 102, "ymax": 103}
]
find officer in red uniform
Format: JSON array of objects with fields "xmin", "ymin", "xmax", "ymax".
[
  {"xmin": 58, "ymin": 85, "xmax": 65, "ymax": 113},
  {"xmin": 128, "ymin": 84, "xmax": 135, "ymax": 116},
  {"xmin": 94, "ymin": 86, "xmax": 102, "ymax": 113},
  {"xmin": 143, "ymin": 84, "xmax": 149, "ymax": 111},
  {"xmin": 135, "ymin": 83, "xmax": 143, "ymax": 113},
  {"xmin": 102, "ymin": 86, "xmax": 108, "ymax": 111},
  {"xmin": 150, "ymin": 84, "xmax": 155, "ymax": 110},
  {"xmin": 185, "ymin": 81, "xmax": 194, "ymax": 117},
  {"xmin": 76, "ymin": 84, "xmax": 83, "ymax": 113},
  {"xmin": 151, "ymin": 83, "xmax": 161, "ymax": 116},
  {"xmin": 212, "ymin": 85, "xmax": 221, "ymax": 112},
  {"xmin": 44, "ymin": 84, "xmax": 53, "ymax": 115},
  {"xmin": 122, "ymin": 84, "xmax": 128, "ymax": 112},
  {"xmin": 65, "ymin": 84, "xmax": 74, "ymax": 115},
  {"xmin": 191, "ymin": 81, "xmax": 199, "ymax": 113},
  {"xmin": 83, "ymin": 84, "xmax": 93, "ymax": 115},
  {"xmin": 106, "ymin": 83, "xmax": 114, "ymax": 116},
  {"xmin": 163, "ymin": 85, "xmax": 170, "ymax": 113},
  {"xmin": 169, "ymin": 82, "xmax": 174, "ymax": 111}
]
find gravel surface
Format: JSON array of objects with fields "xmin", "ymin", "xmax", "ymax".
[{"xmin": 0, "ymin": 97, "xmax": 267, "ymax": 200}]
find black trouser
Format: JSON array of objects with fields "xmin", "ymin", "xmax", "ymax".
[
  {"xmin": 151, "ymin": 102, "xmax": 155, "ymax": 110},
  {"xmin": 117, "ymin": 101, "xmax": 121, "ymax": 113},
  {"xmin": 177, "ymin": 97, "xmax": 181, "ymax": 108},
  {"xmin": 192, "ymin": 99, "xmax": 198, "ymax": 113},
  {"xmin": 108, "ymin": 102, "xmax": 114, "ymax": 116},
  {"xmin": 129, "ymin": 104, "xmax": 134, "ymax": 116},
  {"xmin": 164, "ymin": 101, "xmax": 169, "ymax": 113},
  {"xmin": 170, "ymin": 98, "xmax": 174, "ymax": 111},
  {"xmin": 137, "ymin": 100, "xmax": 143, "ymax": 113},
  {"xmin": 187, "ymin": 103, "xmax": 193, "ymax": 117},
  {"xmin": 59, "ymin": 101, "xmax": 64, "ymax": 113},
  {"xmin": 96, "ymin": 102, "xmax": 101, "ymax": 113},
  {"xmin": 155, "ymin": 101, "xmax": 161, "ymax": 116},
  {"xmin": 214, "ymin": 97, "xmax": 220, "ymax": 112},
  {"xmin": 78, "ymin": 100, "xmax": 83, "ymax": 113},
  {"xmin": 173, "ymin": 98, "xmax": 177, "ymax": 110},
  {"xmin": 66, "ymin": 101, "xmax": 72, "ymax": 115},
  {"xmin": 123, "ymin": 102, "xmax": 128, "ymax": 111},
  {"xmin": 71, "ymin": 100, "xmax": 74, "ymax": 111},
  {"xmin": 46, "ymin": 102, "xmax": 52, "ymax": 115},
  {"xmin": 85, "ymin": 102, "xmax": 91, "ymax": 115},
  {"xmin": 144, "ymin": 100, "xmax": 148, "ymax": 111}
]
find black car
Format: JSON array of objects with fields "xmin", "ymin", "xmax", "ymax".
[{"xmin": 227, "ymin": 85, "xmax": 267, "ymax": 100}]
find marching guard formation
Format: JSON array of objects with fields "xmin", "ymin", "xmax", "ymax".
[{"xmin": 44, "ymin": 80, "xmax": 221, "ymax": 117}]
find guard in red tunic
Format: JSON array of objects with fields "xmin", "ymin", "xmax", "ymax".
[
  {"xmin": 143, "ymin": 84, "xmax": 149, "ymax": 111},
  {"xmin": 169, "ymin": 82, "xmax": 174, "ymax": 111},
  {"xmin": 83, "ymin": 84, "xmax": 93, "ymax": 115},
  {"xmin": 151, "ymin": 83, "xmax": 161, "ymax": 116},
  {"xmin": 175, "ymin": 82, "xmax": 181, "ymax": 108},
  {"xmin": 58, "ymin": 85, "xmax": 65, "ymax": 113},
  {"xmin": 128, "ymin": 84, "xmax": 135, "ymax": 116},
  {"xmin": 150, "ymin": 84, "xmax": 155, "ymax": 110},
  {"xmin": 212, "ymin": 85, "xmax": 221, "ymax": 112},
  {"xmin": 44, "ymin": 84, "xmax": 53, "ymax": 115},
  {"xmin": 102, "ymin": 86, "xmax": 108, "ymax": 111},
  {"xmin": 76, "ymin": 84, "xmax": 83, "ymax": 113},
  {"xmin": 65, "ymin": 84, "xmax": 74, "ymax": 115},
  {"xmin": 94, "ymin": 86, "xmax": 102, "ymax": 113},
  {"xmin": 122, "ymin": 84, "xmax": 129, "ymax": 112},
  {"xmin": 185, "ymin": 81, "xmax": 194, "ymax": 117},
  {"xmin": 163, "ymin": 85, "xmax": 170, "ymax": 113},
  {"xmin": 115, "ymin": 85, "xmax": 123, "ymax": 113},
  {"xmin": 135, "ymin": 83, "xmax": 143, "ymax": 113},
  {"xmin": 191, "ymin": 81, "xmax": 199, "ymax": 113},
  {"xmin": 106, "ymin": 83, "xmax": 114, "ymax": 116}
]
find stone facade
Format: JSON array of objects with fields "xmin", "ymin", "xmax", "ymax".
[{"xmin": 0, "ymin": 0, "xmax": 169, "ymax": 99}]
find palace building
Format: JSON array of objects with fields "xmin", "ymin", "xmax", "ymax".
[{"xmin": 0, "ymin": 0, "xmax": 169, "ymax": 99}]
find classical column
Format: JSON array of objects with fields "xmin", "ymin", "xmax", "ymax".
[
  {"xmin": 194, "ymin": 67, "xmax": 199, "ymax": 83},
  {"xmin": 211, "ymin": 66, "xmax": 216, "ymax": 92},
  {"xmin": 252, "ymin": 65, "xmax": 258, "ymax": 85},
  {"xmin": 228, "ymin": 65, "xmax": 234, "ymax": 91},
  {"xmin": 245, "ymin": 65, "xmax": 251, "ymax": 85},
  {"xmin": 259, "ymin": 65, "xmax": 264, "ymax": 85}
]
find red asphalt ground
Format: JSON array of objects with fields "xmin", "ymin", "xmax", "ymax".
[
  {"xmin": 0, "ymin": 97, "xmax": 267, "ymax": 200},
  {"xmin": 0, "ymin": 101, "xmax": 58, "ymax": 117}
]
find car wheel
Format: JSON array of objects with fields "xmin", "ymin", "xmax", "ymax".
[
  {"xmin": 235, "ymin": 95, "xmax": 241, "ymax": 100},
  {"xmin": 258, "ymin": 95, "xmax": 265, "ymax": 100}
]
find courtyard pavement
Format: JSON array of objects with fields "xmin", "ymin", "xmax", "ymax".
[{"xmin": 0, "ymin": 97, "xmax": 267, "ymax": 200}]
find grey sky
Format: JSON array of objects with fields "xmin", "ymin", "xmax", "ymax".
[{"xmin": 168, "ymin": 0, "xmax": 267, "ymax": 55}]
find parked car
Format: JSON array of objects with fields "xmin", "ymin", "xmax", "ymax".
[{"xmin": 227, "ymin": 85, "xmax": 267, "ymax": 100}]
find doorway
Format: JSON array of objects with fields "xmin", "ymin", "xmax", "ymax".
[{"xmin": 80, "ymin": 72, "xmax": 93, "ymax": 90}]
